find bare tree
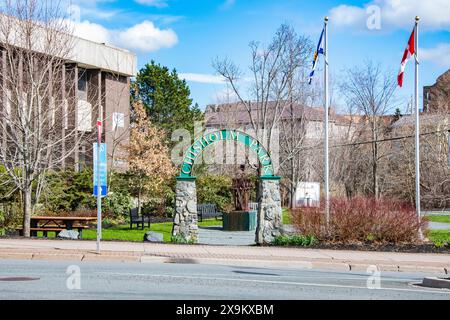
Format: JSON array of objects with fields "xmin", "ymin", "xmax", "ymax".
[
  {"xmin": 340, "ymin": 61, "xmax": 397, "ymax": 198},
  {"xmin": 213, "ymin": 24, "xmax": 315, "ymax": 206},
  {"xmin": 213, "ymin": 24, "xmax": 311, "ymax": 156},
  {"xmin": 0, "ymin": 0, "xmax": 94, "ymax": 236},
  {"xmin": 387, "ymin": 112, "xmax": 450, "ymax": 208}
]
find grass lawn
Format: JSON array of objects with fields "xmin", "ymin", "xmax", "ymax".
[
  {"xmin": 37, "ymin": 210, "xmax": 292, "ymax": 242},
  {"xmin": 80, "ymin": 218, "xmax": 223, "ymax": 243},
  {"xmin": 426, "ymin": 215, "xmax": 450, "ymax": 223},
  {"xmin": 282, "ymin": 208, "xmax": 291, "ymax": 225},
  {"xmin": 427, "ymin": 230, "xmax": 450, "ymax": 247}
]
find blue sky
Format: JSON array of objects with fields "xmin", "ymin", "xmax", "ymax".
[{"xmin": 68, "ymin": 0, "xmax": 450, "ymax": 112}]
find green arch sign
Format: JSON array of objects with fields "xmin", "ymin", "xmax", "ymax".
[{"xmin": 179, "ymin": 129, "xmax": 275, "ymax": 178}]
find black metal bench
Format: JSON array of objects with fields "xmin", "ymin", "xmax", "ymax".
[
  {"xmin": 197, "ymin": 204, "xmax": 222, "ymax": 222},
  {"xmin": 129, "ymin": 208, "xmax": 151, "ymax": 230}
]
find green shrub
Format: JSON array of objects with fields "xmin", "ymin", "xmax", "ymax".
[
  {"xmin": 197, "ymin": 174, "xmax": 233, "ymax": 212},
  {"xmin": 0, "ymin": 202, "xmax": 22, "ymax": 232},
  {"xmin": 170, "ymin": 234, "xmax": 195, "ymax": 244},
  {"xmin": 103, "ymin": 191, "xmax": 133, "ymax": 219},
  {"xmin": 42, "ymin": 169, "xmax": 134, "ymax": 220},
  {"xmin": 272, "ymin": 235, "xmax": 318, "ymax": 246},
  {"xmin": 142, "ymin": 184, "xmax": 175, "ymax": 218},
  {"xmin": 43, "ymin": 169, "xmax": 95, "ymax": 212}
]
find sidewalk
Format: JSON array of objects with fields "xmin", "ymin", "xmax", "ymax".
[{"xmin": 0, "ymin": 238, "xmax": 449, "ymax": 274}]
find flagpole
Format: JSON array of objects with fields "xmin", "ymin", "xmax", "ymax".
[
  {"xmin": 414, "ymin": 16, "xmax": 422, "ymax": 238},
  {"xmin": 324, "ymin": 16, "xmax": 330, "ymax": 226}
]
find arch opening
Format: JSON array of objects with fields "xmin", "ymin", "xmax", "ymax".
[{"xmin": 173, "ymin": 129, "xmax": 282, "ymax": 245}]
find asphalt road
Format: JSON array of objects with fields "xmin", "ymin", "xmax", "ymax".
[{"xmin": 0, "ymin": 259, "xmax": 449, "ymax": 300}]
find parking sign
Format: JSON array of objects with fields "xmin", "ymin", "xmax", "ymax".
[{"xmin": 93, "ymin": 143, "xmax": 107, "ymax": 197}]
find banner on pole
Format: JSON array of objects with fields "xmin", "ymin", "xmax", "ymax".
[{"xmin": 93, "ymin": 143, "xmax": 107, "ymax": 197}]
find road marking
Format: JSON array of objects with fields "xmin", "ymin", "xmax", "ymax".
[
  {"xmin": 186, "ymin": 273, "xmax": 421, "ymax": 282},
  {"xmin": 97, "ymin": 272, "xmax": 450, "ymax": 295}
]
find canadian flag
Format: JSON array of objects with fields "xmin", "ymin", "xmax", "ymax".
[{"xmin": 398, "ymin": 28, "xmax": 415, "ymax": 87}]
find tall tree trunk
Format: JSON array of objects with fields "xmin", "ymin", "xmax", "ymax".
[
  {"xmin": 137, "ymin": 187, "xmax": 142, "ymax": 215},
  {"xmin": 22, "ymin": 185, "xmax": 32, "ymax": 237},
  {"xmin": 372, "ymin": 142, "xmax": 379, "ymax": 199},
  {"xmin": 290, "ymin": 157, "xmax": 295, "ymax": 209},
  {"xmin": 372, "ymin": 120, "xmax": 379, "ymax": 199}
]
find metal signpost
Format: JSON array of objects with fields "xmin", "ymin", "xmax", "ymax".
[{"xmin": 94, "ymin": 120, "xmax": 106, "ymax": 253}]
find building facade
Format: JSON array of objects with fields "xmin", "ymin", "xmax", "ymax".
[
  {"xmin": 423, "ymin": 69, "xmax": 450, "ymax": 114},
  {"xmin": 0, "ymin": 21, "xmax": 136, "ymax": 172}
]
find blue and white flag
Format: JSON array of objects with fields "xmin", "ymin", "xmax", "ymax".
[{"xmin": 308, "ymin": 28, "xmax": 325, "ymax": 85}]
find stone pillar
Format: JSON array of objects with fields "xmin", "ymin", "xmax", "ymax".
[
  {"xmin": 256, "ymin": 177, "xmax": 282, "ymax": 244},
  {"xmin": 172, "ymin": 177, "xmax": 198, "ymax": 243}
]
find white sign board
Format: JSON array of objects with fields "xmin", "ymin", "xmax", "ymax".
[
  {"xmin": 77, "ymin": 100, "xmax": 92, "ymax": 132},
  {"xmin": 295, "ymin": 182, "xmax": 320, "ymax": 207},
  {"xmin": 113, "ymin": 112, "xmax": 125, "ymax": 129}
]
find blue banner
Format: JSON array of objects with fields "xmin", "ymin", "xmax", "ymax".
[{"xmin": 93, "ymin": 143, "xmax": 107, "ymax": 197}]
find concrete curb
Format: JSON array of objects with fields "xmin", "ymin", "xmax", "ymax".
[
  {"xmin": 422, "ymin": 277, "xmax": 450, "ymax": 289},
  {"xmin": 0, "ymin": 248, "xmax": 449, "ymax": 275}
]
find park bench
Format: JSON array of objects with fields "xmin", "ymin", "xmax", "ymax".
[
  {"xmin": 129, "ymin": 208, "xmax": 151, "ymax": 230},
  {"xmin": 249, "ymin": 202, "xmax": 259, "ymax": 211},
  {"xmin": 197, "ymin": 203, "xmax": 222, "ymax": 222}
]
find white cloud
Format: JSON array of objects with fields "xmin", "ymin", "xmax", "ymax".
[
  {"xmin": 116, "ymin": 21, "xmax": 177, "ymax": 52},
  {"xmin": 67, "ymin": 18, "xmax": 177, "ymax": 53},
  {"xmin": 135, "ymin": 0, "xmax": 168, "ymax": 8},
  {"xmin": 65, "ymin": 1, "xmax": 119, "ymax": 21},
  {"xmin": 329, "ymin": 0, "xmax": 450, "ymax": 30},
  {"xmin": 66, "ymin": 19, "xmax": 111, "ymax": 43},
  {"xmin": 329, "ymin": 5, "xmax": 366, "ymax": 28},
  {"xmin": 179, "ymin": 73, "xmax": 226, "ymax": 84},
  {"xmin": 421, "ymin": 43, "xmax": 450, "ymax": 67}
]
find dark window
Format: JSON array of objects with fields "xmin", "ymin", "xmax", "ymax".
[{"xmin": 78, "ymin": 68, "xmax": 88, "ymax": 101}]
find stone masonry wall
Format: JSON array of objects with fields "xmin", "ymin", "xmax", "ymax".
[
  {"xmin": 173, "ymin": 179, "xmax": 198, "ymax": 242},
  {"xmin": 255, "ymin": 179, "xmax": 282, "ymax": 244}
]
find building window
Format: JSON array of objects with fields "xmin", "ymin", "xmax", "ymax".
[
  {"xmin": 77, "ymin": 100, "xmax": 92, "ymax": 132},
  {"xmin": 113, "ymin": 112, "xmax": 125, "ymax": 130},
  {"xmin": 78, "ymin": 145, "xmax": 86, "ymax": 171},
  {"xmin": 78, "ymin": 68, "xmax": 88, "ymax": 101}
]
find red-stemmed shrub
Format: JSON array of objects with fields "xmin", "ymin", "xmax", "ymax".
[{"xmin": 290, "ymin": 196, "xmax": 427, "ymax": 244}]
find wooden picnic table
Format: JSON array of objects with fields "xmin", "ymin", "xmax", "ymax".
[{"xmin": 30, "ymin": 216, "xmax": 97, "ymax": 238}]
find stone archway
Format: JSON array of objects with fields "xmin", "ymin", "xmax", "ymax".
[{"xmin": 172, "ymin": 129, "xmax": 282, "ymax": 245}]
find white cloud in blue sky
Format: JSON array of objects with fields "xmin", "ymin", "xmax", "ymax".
[
  {"xmin": 116, "ymin": 21, "xmax": 178, "ymax": 52},
  {"xmin": 66, "ymin": 3, "xmax": 178, "ymax": 52},
  {"xmin": 421, "ymin": 43, "xmax": 450, "ymax": 68},
  {"xmin": 329, "ymin": 0, "xmax": 450, "ymax": 30},
  {"xmin": 134, "ymin": 0, "xmax": 169, "ymax": 8},
  {"xmin": 179, "ymin": 73, "xmax": 226, "ymax": 84},
  {"xmin": 62, "ymin": 0, "xmax": 450, "ymax": 109}
]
